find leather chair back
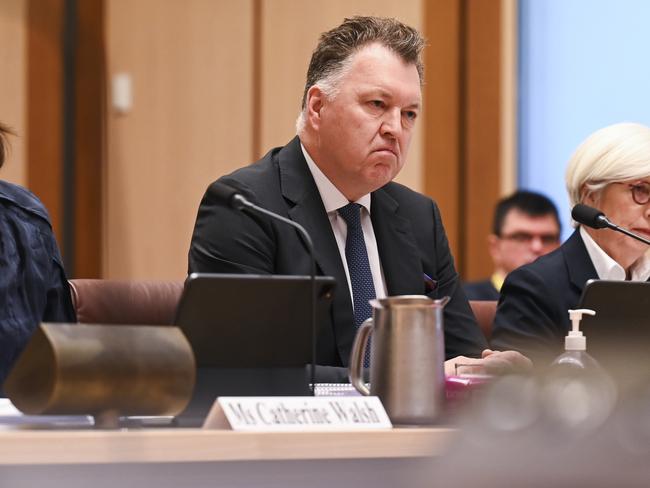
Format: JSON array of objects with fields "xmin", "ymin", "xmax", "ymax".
[
  {"xmin": 69, "ymin": 279, "xmax": 184, "ymax": 325},
  {"xmin": 69, "ymin": 280, "xmax": 497, "ymax": 340},
  {"xmin": 469, "ymin": 300, "xmax": 497, "ymax": 340}
]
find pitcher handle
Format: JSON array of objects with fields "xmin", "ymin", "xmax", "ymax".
[
  {"xmin": 349, "ymin": 318, "xmax": 372, "ymax": 396},
  {"xmin": 435, "ymin": 295, "xmax": 451, "ymax": 307}
]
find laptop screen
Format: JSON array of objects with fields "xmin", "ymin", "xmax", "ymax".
[
  {"xmin": 174, "ymin": 273, "xmax": 336, "ymax": 368},
  {"xmin": 578, "ymin": 279, "xmax": 650, "ymax": 367}
]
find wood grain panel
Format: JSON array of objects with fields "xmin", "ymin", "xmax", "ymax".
[
  {"xmin": 500, "ymin": 0, "xmax": 518, "ymax": 196},
  {"xmin": 423, "ymin": 0, "xmax": 462, "ymax": 260},
  {"xmin": 105, "ymin": 0, "xmax": 254, "ymax": 279},
  {"xmin": 251, "ymin": 0, "xmax": 262, "ymax": 158},
  {"xmin": 0, "ymin": 0, "xmax": 27, "ymax": 186},
  {"xmin": 0, "ymin": 428, "xmax": 453, "ymax": 465},
  {"xmin": 17, "ymin": 0, "xmax": 104, "ymax": 277},
  {"xmin": 73, "ymin": 0, "xmax": 104, "ymax": 277},
  {"xmin": 26, "ymin": 0, "xmax": 64, "ymax": 242},
  {"xmin": 260, "ymin": 0, "xmax": 423, "ymax": 192},
  {"xmin": 424, "ymin": 0, "xmax": 513, "ymax": 280},
  {"xmin": 464, "ymin": 0, "xmax": 502, "ymax": 280}
]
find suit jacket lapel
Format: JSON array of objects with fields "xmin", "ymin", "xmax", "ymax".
[
  {"xmin": 278, "ymin": 138, "xmax": 355, "ymax": 362},
  {"xmin": 371, "ymin": 188, "xmax": 424, "ymax": 296},
  {"xmin": 564, "ymin": 229, "xmax": 599, "ymax": 291}
]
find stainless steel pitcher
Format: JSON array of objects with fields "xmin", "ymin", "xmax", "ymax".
[{"xmin": 349, "ymin": 295, "xmax": 449, "ymax": 425}]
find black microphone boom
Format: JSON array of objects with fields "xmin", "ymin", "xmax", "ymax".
[
  {"xmin": 209, "ymin": 181, "xmax": 319, "ymax": 392},
  {"xmin": 208, "ymin": 181, "xmax": 248, "ymax": 210},
  {"xmin": 572, "ymin": 203, "xmax": 650, "ymax": 246}
]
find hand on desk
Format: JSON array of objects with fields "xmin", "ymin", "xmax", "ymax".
[{"xmin": 444, "ymin": 349, "xmax": 532, "ymax": 376}]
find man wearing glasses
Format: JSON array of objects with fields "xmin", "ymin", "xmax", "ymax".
[
  {"xmin": 491, "ymin": 123, "xmax": 650, "ymax": 361},
  {"xmin": 464, "ymin": 190, "xmax": 561, "ymax": 301}
]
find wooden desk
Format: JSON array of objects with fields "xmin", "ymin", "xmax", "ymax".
[{"xmin": 0, "ymin": 427, "xmax": 455, "ymax": 487}]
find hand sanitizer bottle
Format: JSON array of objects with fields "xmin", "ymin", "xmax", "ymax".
[
  {"xmin": 551, "ymin": 309, "xmax": 600, "ymax": 370},
  {"xmin": 546, "ymin": 309, "xmax": 617, "ymax": 431}
]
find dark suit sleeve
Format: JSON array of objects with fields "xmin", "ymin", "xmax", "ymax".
[
  {"xmin": 43, "ymin": 231, "xmax": 76, "ymax": 323},
  {"xmin": 430, "ymin": 202, "xmax": 489, "ymax": 359},
  {"xmin": 189, "ymin": 179, "xmax": 277, "ymax": 275},
  {"xmin": 491, "ymin": 266, "xmax": 567, "ymax": 361}
]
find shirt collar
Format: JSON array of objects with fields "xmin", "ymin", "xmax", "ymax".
[
  {"xmin": 300, "ymin": 142, "xmax": 371, "ymax": 213},
  {"xmin": 491, "ymin": 272, "xmax": 505, "ymax": 292},
  {"xmin": 580, "ymin": 226, "xmax": 650, "ymax": 281}
]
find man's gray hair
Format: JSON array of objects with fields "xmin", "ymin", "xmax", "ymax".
[{"xmin": 296, "ymin": 16, "xmax": 425, "ymax": 133}]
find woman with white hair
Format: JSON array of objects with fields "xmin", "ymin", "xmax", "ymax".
[{"xmin": 491, "ymin": 122, "xmax": 650, "ymax": 360}]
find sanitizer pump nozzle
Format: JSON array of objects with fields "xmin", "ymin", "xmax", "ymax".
[
  {"xmin": 565, "ymin": 309, "xmax": 596, "ymax": 351},
  {"xmin": 551, "ymin": 308, "xmax": 600, "ymax": 370}
]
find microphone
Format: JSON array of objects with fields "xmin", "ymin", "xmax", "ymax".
[
  {"xmin": 209, "ymin": 181, "xmax": 319, "ymax": 393},
  {"xmin": 208, "ymin": 181, "xmax": 249, "ymax": 211},
  {"xmin": 571, "ymin": 204, "xmax": 610, "ymax": 229},
  {"xmin": 572, "ymin": 203, "xmax": 650, "ymax": 246}
]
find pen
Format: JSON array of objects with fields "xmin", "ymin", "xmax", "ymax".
[{"xmin": 423, "ymin": 273, "xmax": 438, "ymax": 293}]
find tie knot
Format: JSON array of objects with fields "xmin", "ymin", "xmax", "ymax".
[{"xmin": 338, "ymin": 203, "xmax": 363, "ymax": 229}]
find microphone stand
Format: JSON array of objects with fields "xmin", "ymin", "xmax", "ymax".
[
  {"xmin": 237, "ymin": 198, "xmax": 318, "ymax": 395},
  {"xmin": 572, "ymin": 204, "xmax": 650, "ymax": 246},
  {"xmin": 601, "ymin": 219, "xmax": 650, "ymax": 246}
]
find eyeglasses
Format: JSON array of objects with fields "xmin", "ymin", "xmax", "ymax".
[
  {"xmin": 626, "ymin": 182, "xmax": 650, "ymax": 205},
  {"xmin": 499, "ymin": 232, "xmax": 560, "ymax": 247}
]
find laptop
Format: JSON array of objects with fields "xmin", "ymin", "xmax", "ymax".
[
  {"xmin": 173, "ymin": 273, "xmax": 336, "ymax": 425},
  {"xmin": 577, "ymin": 279, "xmax": 650, "ymax": 370}
]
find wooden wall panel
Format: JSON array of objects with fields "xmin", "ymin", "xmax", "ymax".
[
  {"xmin": 423, "ymin": 0, "xmax": 462, "ymax": 260},
  {"xmin": 105, "ymin": 0, "xmax": 254, "ymax": 279},
  {"xmin": 500, "ymin": 0, "xmax": 517, "ymax": 196},
  {"xmin": 73, "ymin": 0, "xmax": 104, "ymax": 278},
  {"xmin": 26, "ymin": 0, "xmax": 64, "ymax": 242},
  {"xmin": 424, "ymin": 0, "xmax": 515, "ymax": 280},
  {"xmin": 260, "ymin": 0, "xmax": 423, "ymax": 192},
  {"xmin": 464, "ymin": 0, "xmax": 502, "ymax": 280},
  {"xmin": 6, "ymin": 0, "xmax": 104, "ymax": 277},
  {"xmin": 0, "ymin": 0, "xmax": 27, "ymax": 186}
]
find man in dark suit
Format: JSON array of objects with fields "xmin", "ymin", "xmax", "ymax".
[
  {"xmin": 464, "ymin": 191, "xmax": 561, "ymax": 301},
  {"xmin": 189, "ymin": 16, "xmax": 528, "ymax": 378}
]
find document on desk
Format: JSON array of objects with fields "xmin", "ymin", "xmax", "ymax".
[
  {"xmin": 0, "ymin": 399, "xmax": 94, "ymax": 429},
  {"xmin": 313, "ymin": 383, "xmax": 365, "ymax": 396},
  {"xmin": 204, "ymin": 396, "xmax": 392, "ymax": 431}
]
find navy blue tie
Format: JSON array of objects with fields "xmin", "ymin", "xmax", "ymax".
[{"xmin": 338, "ymin": 203, "xmax": 375, "ymax": 367}]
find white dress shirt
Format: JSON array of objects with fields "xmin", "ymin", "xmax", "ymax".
[
  {"xmin": 580, "ymin": 226, "xmax": 650, "ymax": 281},
  {"xmin": 300, "ymin": 143, "xmax": 387, "ymax": 304}
]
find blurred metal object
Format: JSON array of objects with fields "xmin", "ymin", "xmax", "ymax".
[
  {"xmin": 4, "ymin": 323, "xmax": 195, "ymax": 426},
  {"xmin": 542, "ymin": 369, "xmax": 617, "ymax": 432},
  {"xmin": 349, "ymin": 295, "xmax": 449, "ymax": 426},
  {"xmin": 420, "ymin": 371, "xmax": 650, "ymax": 488}
]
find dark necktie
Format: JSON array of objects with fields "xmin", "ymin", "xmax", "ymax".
[{"xmin": 338, "ymin": 202, "xmax": 375, "ymax": 367}]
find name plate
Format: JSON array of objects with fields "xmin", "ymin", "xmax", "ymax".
[{"xmin": 203, "ymin": 396, "xmax": 392, "ymax": 431}]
